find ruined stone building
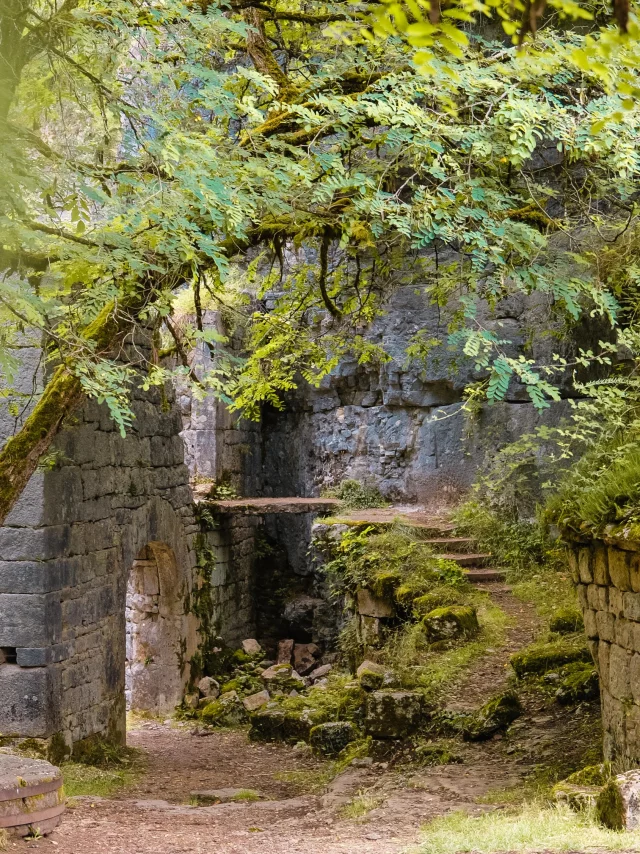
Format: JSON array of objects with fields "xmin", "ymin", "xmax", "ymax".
[{"xmin": 0, "ymin": 290, "xmax": 608, "ymax": 757}]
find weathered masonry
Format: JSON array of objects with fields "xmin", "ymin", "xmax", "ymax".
[{"xmin": 570, "ymin": 531, "xmax": 640, "ymax": 767}]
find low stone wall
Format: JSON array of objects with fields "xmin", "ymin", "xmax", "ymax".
[{"xmin": 570, "ymin": 537, "xmax": 640, "ymax": 767}]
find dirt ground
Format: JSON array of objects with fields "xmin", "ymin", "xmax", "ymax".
[{"xmin": 8, "ymin": 588, "xmax": 601, "ymax": 854}]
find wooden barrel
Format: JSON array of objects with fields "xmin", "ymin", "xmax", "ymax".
[{"xmin": 0, "ymin": 753, "xmax": 65, "ymax": 837}]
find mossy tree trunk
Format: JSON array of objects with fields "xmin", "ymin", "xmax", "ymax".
[{"xmin": 0, "ymin": 300, "xmax": 131, "ymax": 526}]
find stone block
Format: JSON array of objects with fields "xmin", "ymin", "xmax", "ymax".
[
  {"xmin": 594, "ymin": 544, "xmax": 610, "ymax": 586},
  {"xmin": 609, "ymin": 548, "xmax": 631, "ymax": 592},
  {"xmin": 597, "ymin": 770, "xmax": 640, "ymax": 829},
  {"xmin": 0, "ymin": 593, "xmax": 62, "ymax": 647},
  {"xmin": 567, "ymin": 550, "xmax": 579, "ymax": 584},
  {"xmin": 630, "ymin": 654, "xmax": 640, "ymax": 704},
  {"xmin": 609, "ymin": 587, "xmax": 624, "ymax": 617},
  {"xmin": 0, "ymin": 665, "xmax": 59, "ymax": 737},
  {"xmin": 365, "ymin": 691, "xmax": 425, "ymax": 738},
  {"xmin": 596, "ymin": 610, "xmax": 615, "ymax": 643},
  {"xmin": 599, "ymin": 641, "xmax": 611, "ymax": 686},
  {"xmin": 578, "ymin": 548, "xmax": 593, "ymax": 583},
  {"xmin": 615, "ymin": 616, "xmax": 634, "ymax": 650},
  {"xmin": 630, "ymin": 553, "xmax": 640, "ymax": 594},
  {"xmin": 576, "ymin": 584, "xmax": 588, "ymax": 610},
  {"xmin": 0, "ymin": 561, "xmax": 64, "ymax": 595},
  {"xmin": 587, "ymin": 584, "xmax": 607, "ymax": 611},
  {"xmin": 624, "ymin": 592, "xmax": 640, "ymax": 623},
  {"xmin": 0, "ymin": 526, "xmax": 70, "ymax": 562},
  {"xmin": 584, "ymin": 608, "xmax": 598, "ymax": 639},
  {"xmin": 356, "ymin": 588, "xmax": 395, "ymax": 618},
  {"xmin": 609, "ymin": 644, "xmax": 632, "ymax": 701}
]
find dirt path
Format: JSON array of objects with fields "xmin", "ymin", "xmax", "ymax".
[
  {"xmin": 9, "ymin": 585, "xmax": 599, "ymax": 854},
  {"xmin": 447, "ymin": 583, "xmax": 542, "ymax": 711}
]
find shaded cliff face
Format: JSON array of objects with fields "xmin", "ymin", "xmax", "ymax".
[{"xmin": 255, "ymin": 283, "xmax": 593, "ymax": 502}]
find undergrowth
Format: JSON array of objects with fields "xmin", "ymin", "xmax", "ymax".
[
  {"xmin": 419, "ymin": 803, "xmax": 640, "ymax": 854},
  {"xmin": 378, "ymin": 594, "xmax": 511, "ymax": 699},
  {"xmin": 323, "ymin": 479, "xmax": 389, "ymax": 511}
]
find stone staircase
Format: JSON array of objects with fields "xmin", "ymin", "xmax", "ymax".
[{"xmin": 337, "ymin": 509, "xmax": 506, "ymax": 584}]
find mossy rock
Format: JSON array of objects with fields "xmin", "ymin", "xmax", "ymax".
[
  {"xmin": 555, "ymin": 662, "xmax": 599, "ymax": 705},
  {"xmin": 463, "ymin": 692, "xmax": 522, "ymax": 741},
  {"xmin": 596, "ymin": 778, "xmax": 626, "ymax": 830},
  {"xmin": 365, "ymin": 690, "xmax": 426, "ymax": 738},
  {"xmin": 422, "ymin": 605, "xmax": 479, "ymax": 643},
  {"xmin": 510, "ymin": 638, "xmax": 591, "ymax": 677},
  {"xmin": 248, "ymin": 706, "xmax": 321, "ymax": 744},
  {"xmin": 220, "ymin": 675, "xmax": 262, "ymax": 697},
  {"xmin": 553, "ymin": 781, "xmax": 602, "ymax": 811},
  {"xmin": 395, "ymin": 579, "xmax": 429, "ymax": 608},
  {"xmin": 200, "ymin": 692, "xmax": 248, "ymax": 727},
  {"xmin": 550, "ymin": 608, "xmax": 584, "ymax": 634},
  {"xmin": 565, "ymin": 763, "xmax": 612, "ymax": 787},
  {"xmin": 412, "ymin": 587, "xmax": 462, "ymax": 617},
  {"xmin": 309, "ymin": 721, "xmax": 358, "ymax": 756},
  {"xmin": 371, "ymin": 570, "xmax": 403, "ymax": 600},
  {"xmin": 356, "ymin": 660, "xmax": 387, "ymax": 691}
]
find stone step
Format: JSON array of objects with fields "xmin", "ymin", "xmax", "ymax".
[
  {"xmin": 464, "ymin": 568, "xmax": 507, "ymax": 583},
  {"xmin": 436, "ymin": 552, "xmax": 493, "ymax": 567},
  {"xmin": 424, "ymin": 537, "xmax": 478, "ymax": 554}
]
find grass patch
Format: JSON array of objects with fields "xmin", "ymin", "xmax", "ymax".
[
  {"xmin": 62, "ymin": 761, "xmax": 141, "ymax": 798},
  {"xmin": 275, "ymin": 766, "xmax": 337, "ymax": 793},
  {"xmin": 511, "ymin": 570, "xmax": 577, "ymax": 623},
  {"xmin": 230, "ymin": 789, "xmax": 261, "ymax": 802},
  {"xmin": 419, "ymin": 802, "xmax": 640, "ymax": 853},
  {"xmin": 323, "ymin": 479, "xmax": 389, "ymax": 510},
  {"xmin": 339, "ymin": 788, "xmax": 385, "ymax": 819},
  {"xmin": 0, "ymin": 830, "xmax": 7, "ymax": 851}
]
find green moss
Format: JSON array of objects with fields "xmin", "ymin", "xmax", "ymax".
[
  {"xmin": 422, "ymin": 605, "xmax": 479, "ymax": 642},
  {"xmin": 464, "ymin": 691, "xmax": 522, "ymax": 741},
  {"xmin": 510, "ymin": 636, "xmax": 592, "ymax": 677},
  {"xmin": 371, "ymin": 570, "xmax": 402, "ymax": 600},
  {"xmin": 596, "ymin": 778, "xmax": 625, "ymax": 829},
  {"xmin": 555, "ymin": 661, "xmax": 599, "ymax": 705},
  {"xmin": 414, "ymin": 740, "xmax": 463, "ymax": 766},
  {"xmin": 323, "ymin": 479, "xmax": 389, "ymax": 510},
  {"xmin": 412, "ymin": 587, "xmax": 463, "ymax": 617},
  {"xmin": 230, "ymin": 789, "xmax": 261, "ymax": 802},
  {"xmin": 566, "ymin": 763, "xmax": 612, "ymax": 787},
  {"xmin": 550, "ymin": 608, "xmax": 584, "ymax": 634}
]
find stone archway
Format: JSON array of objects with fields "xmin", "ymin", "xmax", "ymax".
[{"xmin": 125, "ymin": 542, "xmax": 184, "ymax": 713}]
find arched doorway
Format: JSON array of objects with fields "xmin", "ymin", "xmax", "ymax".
[{"xmin": 125, "ymin": 542, "xmax": 184, "ymax": 713}]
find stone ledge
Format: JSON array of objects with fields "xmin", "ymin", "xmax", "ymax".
[{"xmin": 194, "ymin": 495, "xmax": 339, "ymax": 515}]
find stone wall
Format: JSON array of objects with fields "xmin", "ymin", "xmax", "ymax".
[
  {"xmin": 571, "ymin": 537, "xmax": 640, "ymax": 767},
  {"xmin": 0, "ymin": 336, "xmax": 255, "ymax": 752}
]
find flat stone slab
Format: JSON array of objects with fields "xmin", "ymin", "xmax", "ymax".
[
  {"xmin": 0, "ymin": 753, "xmax": 64, "ymax": 836},
  {"xmin": 194, "ymin": 495, "xmax": 339, "ymax": 515}
]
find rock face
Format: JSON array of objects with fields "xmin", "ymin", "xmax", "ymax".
[
  {"xmin": 597, "ymin": 771, "xmax": 640, "ymax": 829},
  {"xmin": 242, "ymin": 639, "xmax": 262, "ymax": 656},
  {"xmin": 243, "ymin": 690, "xmax": 270, "ymax": 712},
  {"xmin": 198, "ymin": 677, "xmax": 220, "ymax": 699},
  {"xmin": 293, "ymin": 643, "xmax": 322, "ymax": 676},
  {"xmin": 365, "ymin": 691, "xmax": 425, "ymax": 738},
  {"xmin": 356, "ymin": 589, "xmax": 395, "ymax": 618}
]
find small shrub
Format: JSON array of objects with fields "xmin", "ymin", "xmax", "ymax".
[
  {"xmin": 325, "ymin": 479, "xmax": 389, "ymax": 510},
  {"xmin": 339, "ymin": 788, "xmax": 384, "ymax": 819}
]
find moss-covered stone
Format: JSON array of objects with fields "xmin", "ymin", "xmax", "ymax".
[
  {"xmin": 200, "ymin": 691, "xmax": 248, "ymax": 727},
  {"xmin": 248, "ymin": 706, "xmax": 321, "ymax": 743},
  {"xmin": 415, "ymin": 741, "xmax": 463, "ymax": 766},
  {"xmin": 510, "ymin": 637, "xmax": 591, "ymax": 677},
  {"xmin": 370, "ymin": 570, "xmax": 403, "ymax": 600},
  {"xmin": 309, "ymin": 721, "xmax": 358, "ymax": 756},
  {"xmin": 555, "ymin": 662, "xmax": 599, "ymax": 705},
  {"xmin": 463, "ymin": 692, "xmax": 522, "ymax": 741},
  {"xmin": 356, "ymin": 660, "xmax": 387, "ymax": 691},
  {"xmin": 412, "ymin": 587, "xmax": 462, "ymax": 617},
  {"xmin": 553, "ymin": 781, "xmax": 602, "ymax": 811},
  {"xmin": 596, "ymin": 778, "xmax": 625, "ymax": 829},
  {"xmin": 565, "ymin": 763, "xmax": 612, "ymax": 787},
  {"xmin": 365, "ymin": 691, "xmax": 426, "ymax": 738},
  {"xmin": 422, "ymin": 605, "xmax": 479, "ymax": 642},
  {"xmin": 550, "ymin": 608, "xmax": 584, "ymax": 634}
]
